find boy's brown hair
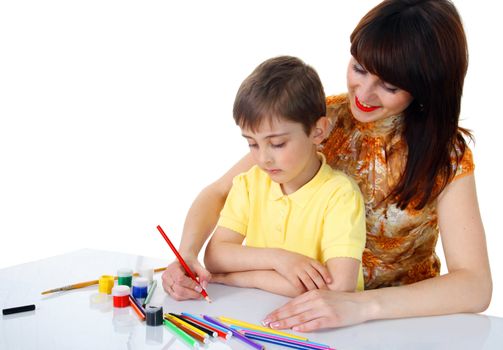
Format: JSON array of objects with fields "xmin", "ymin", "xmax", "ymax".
[{"xmin": 233, "ymin": 56, "xmax": 326, "ymax": 135}]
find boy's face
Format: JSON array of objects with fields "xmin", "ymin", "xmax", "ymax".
[{"xmin": 241, "ymin": 117, "xmax": 324, "ymax": 194}]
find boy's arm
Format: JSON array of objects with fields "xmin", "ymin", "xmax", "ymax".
[
  {"xmin": 204, "ymin": 226, "xmax": 332, "ymax": 291},
  {"xmin": 212, "ymin": 270, "xmax": 305, "ymax": 298},
  {"xmin": 325, "ymin": 257, "xmax": 360, "ymax": 292},
  {"xmin": 321, "ymin": 176, "xmax": 366, "ymax": 292},
  {"xmin": 204, "ymin": 226, "xmax": 281, "ymax": 273}
]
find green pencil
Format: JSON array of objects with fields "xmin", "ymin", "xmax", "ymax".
[
  {"xmin": 163, "ymin": 319, "xmax": 199, "ymax": 349},
  {"xmin": 143, "ymin": 280, "xmax": 157, "ymax": 306}
]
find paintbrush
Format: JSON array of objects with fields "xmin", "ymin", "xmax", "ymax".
[{"xmin": 41, "ymin": 267, "xmax": 166, "ymax": 295}]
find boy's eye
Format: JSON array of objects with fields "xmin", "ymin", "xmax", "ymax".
[
  {"xmin": 271, "ymin": 142, "xmax": 285, "ymax": 148},
  {"xmin": 248, "ymin": 143, "xmax": 258, "ymax": 148}
]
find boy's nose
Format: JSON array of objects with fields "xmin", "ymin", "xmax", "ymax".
[{"xmin": 259, "ymin": 150, "xmax": 273, "ymax": 165}]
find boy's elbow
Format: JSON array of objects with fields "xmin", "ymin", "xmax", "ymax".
[
  {"xmin": 203, "ymin": 242, "xmax": 219, "ymax": 273},
  {"xmin": 326, "ymin": 277, "xmax": 358, "ymax": 293}
]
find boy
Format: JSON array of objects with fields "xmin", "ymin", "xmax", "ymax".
[{"xmin": 204, "ymin": 56, "xmax": 365, "ymax": 297}]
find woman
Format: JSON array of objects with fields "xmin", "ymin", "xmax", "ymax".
[{"xmin": 162, "ymin": 0, "xmax": 492, "ymax": 331}]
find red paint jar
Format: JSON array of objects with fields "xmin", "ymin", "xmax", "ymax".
[{"xmin": 112, "ymin": 285, "xmax": 130, "ymax": 307}]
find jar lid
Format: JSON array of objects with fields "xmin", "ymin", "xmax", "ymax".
[
  {"xmin": 117, "ymin": 268, "xmax": 133, "ymax": 277},
  {"xmin": 132, "ymin": 277, "xmax": 149, "ymax": 288},
  {"xmin": 112, "ymin": 285, "xmax": 130, "ymax": 296},
  {"xmin": 139, "ymin": 268, "xmax": 154, "ymax": 282}
]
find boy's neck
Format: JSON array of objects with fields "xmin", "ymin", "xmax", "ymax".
[{"xmin": 280, "ymin": 152, "xmax": 322, "ymax": 195}]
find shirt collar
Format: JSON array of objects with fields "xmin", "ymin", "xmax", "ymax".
[{"xmin": 269, "ymin": 153, "xmax": 333, "ymax": 208}]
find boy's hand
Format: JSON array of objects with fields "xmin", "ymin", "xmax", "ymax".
[
  {"xmin": 161, "ymin": 259, "xmax": 211, "ymax": 301},
  {"xmin": 273, "ymin": 250, "xmax": 332, "ymax": 292}
]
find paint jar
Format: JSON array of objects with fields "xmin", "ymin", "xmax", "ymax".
[
  {"xmin": 132, "ymin": 277, "xmax": 149, "ymax": 299},
  {"xmin": 117, "ymin": 268, "xmax": 133, "ymax": 287},
  {"xmin": 146, "ymin": 306, "xmax": 163, "ymax": 326},
  {"xmin": 139, "ymin": 268, "xmax": 154, "ymax": 283},
  {"xmin": 112, "ymin": 285, "xmax": 131, "ymax": 308},
  {"xmin": 98, "ymin": 275, "xmax": 115, "ymax": 294}
]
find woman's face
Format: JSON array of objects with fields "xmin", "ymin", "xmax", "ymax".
[{"xmin": 347, "ymin": 57, "xmax": 413, "ymax": 123}]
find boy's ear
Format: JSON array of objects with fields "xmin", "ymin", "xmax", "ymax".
[{"xmin": 312, "ymin": 116, "xmax": 330, "ymax": 144}]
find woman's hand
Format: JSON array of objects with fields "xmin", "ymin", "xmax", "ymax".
[
  {"xmin": 273, "ymin": 250, "xmax": 332, "ymax": 292},
  {"xmin": 262, "ymin": 289, "xmax": 374, "ymax": 332},
  {"xmin": 161, "ymin": 258, "xmax": 211, "ymax": 301}
]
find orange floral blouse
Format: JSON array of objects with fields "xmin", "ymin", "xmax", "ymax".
[{"xmin": 321, "ymin": 94, "xmax": 474, "ymax": 289}]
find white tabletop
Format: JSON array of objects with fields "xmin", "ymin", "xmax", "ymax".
[{"xmin": 1, "ymin": 249, "xmax": 502, "ymax": 350}]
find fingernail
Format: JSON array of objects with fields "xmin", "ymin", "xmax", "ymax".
[
  {"xmin": 201, "ymin": 281, "xmax": 208, "ymax": 289},
  {"xmin": 270, "ymin": 322, "xmax": 279, "ymax": 329},
  {"xmin": 261, "ymin": 319, "xmax": 271, "ymax": 326},
  {"xmin": 195, "ymin": 285, "xmax": 202, "ymax": 293}
]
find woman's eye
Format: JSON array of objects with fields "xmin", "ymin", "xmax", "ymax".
[
  {"xmin": 352, "ymin": 63, "xmax": 366, "ymax": 74},
  {"xmin": 383, "ymin": 84, "xmax": 398, "ymax": 93},
  {"xmin": 271, "ymin": 142, "xmax": 285, "ymax": 148}
]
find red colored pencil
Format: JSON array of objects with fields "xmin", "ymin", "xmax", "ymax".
[
  {"xmin": 181, "ymin": 314, "xmax": 230, "ymax": 339},
  {"xmin": 156, "ymin": 225, "xmax": 211, "ymax": 302}
]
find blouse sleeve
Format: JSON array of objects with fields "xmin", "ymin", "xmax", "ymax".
[{"xmin": 452, "ymin": 144, "xmax": 475, "ymax": 182}]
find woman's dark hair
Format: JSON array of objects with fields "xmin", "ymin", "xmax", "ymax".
[
  {"xmin": 233, "ymin": 56, "xmax": 326, "ymax": 135},
  {"xmin": 350, "ymin": 0, "xmax": 471, "ymax": 209}
]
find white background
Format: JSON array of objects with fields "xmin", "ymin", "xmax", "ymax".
[{"xmin": 1, "ymin": 1, "xmax": 501, "ymax": 317}]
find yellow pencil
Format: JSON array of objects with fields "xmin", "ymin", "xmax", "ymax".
[
  {"xmin": 165, "ymin": 314, "xmax": 209, "ymax": 340},
  {"xmin": 41, "ymin": 267, "xmax": 167, "ymax": 295},
  {"xmin": 218, "ymin": 316, "xmax": 309, "ymax": 341}
]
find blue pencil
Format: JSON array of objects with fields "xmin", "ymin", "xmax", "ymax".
[
  {"xmin": 244, "ymin": 333, "xmax": 319, "ymax": 350},
  {"xmin": 241, "ymin": 329, "xmax": 334, "ymax": 350},
  {"xmin": 182, "ymin": 312, "xmax": 232, "ymax": 337},
  {"xmin": 230, "ymin": 326, "xmax": 332, "ymax": 348},
  {"xmin": 203, "ymin": 315, "xmax": 264, "ymax": 350}
]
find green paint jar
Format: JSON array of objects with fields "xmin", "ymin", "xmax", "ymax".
[{"xmin": 117, "ymin": 268, "xmax": 133, "ymax": 287}]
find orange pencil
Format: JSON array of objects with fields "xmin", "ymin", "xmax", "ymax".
[
  {"xmin": 156, "ymin": 225, "xmax": 211, "ymax": 302},
  {"xmin": 129, "ymin": 296, "xmax": 146, "ymax": 321}
]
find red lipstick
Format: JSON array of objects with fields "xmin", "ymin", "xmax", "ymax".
[{"xmin": 355, "ymin": 96, "xmax": 380, "ymax": 112}]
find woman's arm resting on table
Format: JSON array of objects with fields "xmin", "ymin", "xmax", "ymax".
[
  {"xmin": 162, "ymin": 153, "xmax": 255, "ymax": 300},
  {"xmin": 204, "ymin": 226, "xmax": 332, "ymax": 291},
  {"xmin": 263, "ymin": 174, "xmax": 492, "ymax": 331}
]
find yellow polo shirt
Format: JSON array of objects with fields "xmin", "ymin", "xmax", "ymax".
[{"xmin": 217, "ymin": 154, "xmax": 366, "ymax": 290}]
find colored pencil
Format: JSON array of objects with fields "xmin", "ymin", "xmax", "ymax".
[
  {"xmin": 156, "ymin": 225, "xmax": 211, "ymax": 302},
  {"xmin": 165, "ymin": 314, "xmax": 209, "ymax": 339},
  {"xmin": 244, "ymin": 333, "xmax": 315, "ymax": 350},
  {"xmin": 164, "ymin": 315, "xmax": 208, "ymax": 344},
  {"xmin": 203, "ymin": 315, "xmax": 264, "ymax": 350},
  {"xmin": 40, "ymin": 267, "xmax": 166, "ymax": 295},
  {"xmin": 218, "ymin": 315, "xmax": 309, "ymax": 341},
  {"xmin": 163, "ymin": 319, "xmax": 200, "ymax": 349},
  {"xmin": 129, "ymin": 296, "xmax": 146, "ymax": 321},
  {"xmin": 241, "ymin": 330, "xmax": 335, "ymax": 350},
  {"xmin": 182, "ymin": 312, "xmax": 232, "ymax": 336},
  {"xmin": 169, "ymin": 313, "xmax": 217, "ymax": 338},
  {"xmin": 142, "ymin": 280, "xmax": 157, "ymax": 307},
  {"xmin": 180, "ymin": 314, "xmax": 230, "ymax": 339},
  {"xmin": 129, "ymin": 295, "xmax": 146, "ymax": 315}
]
